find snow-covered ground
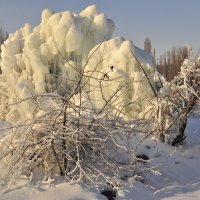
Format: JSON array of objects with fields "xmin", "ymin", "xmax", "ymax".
[{"xmin": 0, "ymin": 111, "xmax": 200, "ymax": 200}]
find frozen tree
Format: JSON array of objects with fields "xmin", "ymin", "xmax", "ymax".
[
  {"xmin": 155, "ymin": 52, "xmax": 200, "ymax": 145},
  {"xmin": 0, "ymin": 10, "xmax": 158, "ymax": 123}
]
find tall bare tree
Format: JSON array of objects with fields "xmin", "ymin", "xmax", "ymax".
[
  {"xmin": 157, "ymin": 46, "xmax": 189, "ymax": 81},
  {"xmin": 0, "ymin": 26, "xmax": 8, "ymax": 54},
  {"xmin": 144, "ymin": 37, "xmax": 152, "ymax": 53}
]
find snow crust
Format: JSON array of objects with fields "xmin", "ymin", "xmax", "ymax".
[{"xmin": 0, "ymin": 182, "xmax": 107, "ymax": 200}]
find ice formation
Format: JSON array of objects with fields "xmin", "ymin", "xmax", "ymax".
[
  {"xmin": 85, "ymin": 37, "xmax": 157, "ymax": 119},
  {"xmin": 0, "ymin": 5, "xmax": 115, "ymax": 122},
  {"xmin": 0, "ymin": 5, "xmax": 159, "ymax": 122}
]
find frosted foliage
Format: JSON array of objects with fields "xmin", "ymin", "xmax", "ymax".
[
  {"xmin": 0, "ymin": 5, "xmax": 115, "ymax": 122},
  {"xmin": 85, "ymin": 37, "xmax": 156, "ymax": 119}
]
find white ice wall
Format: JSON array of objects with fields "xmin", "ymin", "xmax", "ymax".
[
  {"xmin": 0, "ymin": 5, "xmax": 115, "ymax": 122},
  {"xmin": 0, "ymin": 5, "xmax": 158, "ymax": 123}
]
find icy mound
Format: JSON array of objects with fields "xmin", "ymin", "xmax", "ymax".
[
  {"xmin": 85, "ymin": 37, "xmax": 157, "ymax": 119},
  {"xmin": 0, "ymin": 5, "xmax": 115, "ymax": 122},
  {"xmin": 0, "ymin": 5, "xmax": 159, "ymax": 122}
]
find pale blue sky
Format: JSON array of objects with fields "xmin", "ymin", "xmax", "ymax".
[{"xmin": 0, "ymin": 0, "xmax": 199, "ymax": 56}]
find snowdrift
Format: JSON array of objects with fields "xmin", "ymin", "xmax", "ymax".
[{"xmin": 0, "ymin": 5, "xmax": 159, "ymax": 122}]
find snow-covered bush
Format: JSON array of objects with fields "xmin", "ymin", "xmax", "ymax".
[
  {"xmin": 0, "ymin": 40, "xmax": 157, "ymax": 184},
  {"xmin": 0, "ymin": 90, "xmax": 153, "ymax": 186},
  {"xmin": 155, "ymin": 53, "xmax": 200, "ymax": 145},
  {"xmin": 0, "ymin": 5, "xmax": 162, "ymax": 186}
]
